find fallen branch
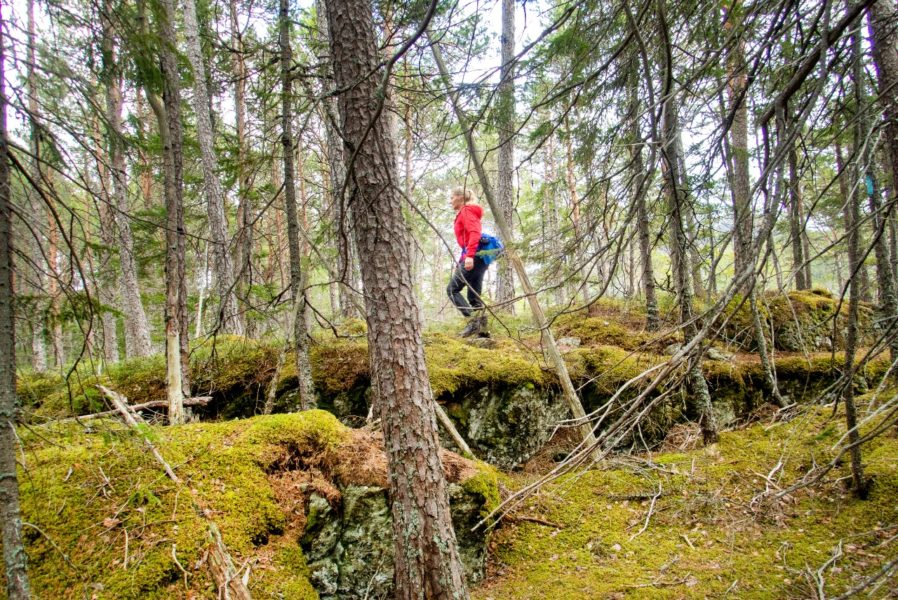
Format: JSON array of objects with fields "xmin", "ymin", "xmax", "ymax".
[
  {"xmin": 207, "ymin": 522, "xmax": 252, "ymax": 600},
  {"xmin": 629, "ymin": 484, "xmax": 663, "ymax": 541},
  {"xmin": 47, "ymin": 396, "xmax": 213, "ymax": 425},
  {"xmin": 434, "ymin": 401, "xmax": 475, "ymax": 457},
  {"xmin": 98, "ymin": 385, "xmax": 181, "ymax": 484},
  {"xmin": 832, "ymin": 554, "xmax": 898, "ymax": 599},
  {"xmin": 503, "ymin": 514, "xmax": 563, "ymax": 529}
]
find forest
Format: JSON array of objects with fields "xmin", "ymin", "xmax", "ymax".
[{"xmin": 1, "ymin": 0, "xmax": 898, "ymax": 597}]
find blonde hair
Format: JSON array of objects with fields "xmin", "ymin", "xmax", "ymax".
[{"xmin": 451, "ymin": 187, "xmax": 477, "ymax": 204}]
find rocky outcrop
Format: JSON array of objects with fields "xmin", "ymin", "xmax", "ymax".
[
  {"xmin": 718, "ymin": 289, "xmax": 875, "ymax": 352},
  {"xmin": 301, "ymin": 480, "xmax": 492, "ymax": 599},
  {"xmin": 440, "ymin": 383, "xmax": 568, "ymax": 469}
]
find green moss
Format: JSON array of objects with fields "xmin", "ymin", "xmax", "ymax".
[
  {"xmin": 719, "ymin": 290, "xmax": 876, "ymax": 352},
  {"xmin": 307, "ymin": 340, "xmax": 370, "ymax": 394},
  {"xmin": 462, "ymin": 463, "xmax": 502, "ymax": 518},
  {"xmin": 476, "ymin": 404, "xmax": 898, "ymax": 599},
  {"xmin": 16, "ymin": 370, "xmax": 65, "ymax": 407},
  {"xmin": 14, "ymin": 411, "xmax": 351, "ymax": 599},
  {"xmin": 424, "ymin": 333, "xmax": 549, "ymax": 397}
]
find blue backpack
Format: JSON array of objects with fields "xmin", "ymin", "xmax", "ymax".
[{"xmin": 475, "ymin": 233, "xmax": 504, "ymax": 265}]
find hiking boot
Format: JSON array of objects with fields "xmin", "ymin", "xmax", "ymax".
[
  {"xmin": 459, "ymin": 315, "xmax": 481, "ymax": 338},
  {"xmin": 476, "ymin": 314, "xmax": 490, "ymax": 338}
]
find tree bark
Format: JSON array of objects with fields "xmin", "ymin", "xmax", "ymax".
[
  {"xmin": 842, "ymin": 136, "xmax": 869, "ymax": 498},
  {"xmin": 1, "ymin": 8, "xmax": 31, "ymax": 592},
  {"xmin": 495, "ymin": 0, "xmax": 516, "ymax": 313},
  {"xmin": 318, "ymin": 0, "xmax": 359, "ymax": 319},
  {"xmin": 724, "ymin": 3, "xmax": 753, "ymax": 286},
  {"xmin": 325, "ymin": 2, "xmax": 470, "ymax": 596},
  {"xmin": 280, "ymin": 0, "xmax": 315, "ymax": 410},
  {"xmin": 90, "ymin": 114, "xmax": 120, "ymax": 364},
  {"xmin": 628, "ymin": 49, "xmax": 660, "ymax": 330},
  {"xmin": 788, "ymin": 133, "xmax": 809, "ymax": 289},
  {"xmin": 658, "ymin": 2, "xmax": 718, "ymax": 444},
  {"xmin": 230, "ymin": 0, "xmax": 253, "ymax": 336},
  {"xmin": 183, "ymin": 0, "xmax": 244, "ymax": 336},
  {"xmin": 543, "ymin": 134, "xmax": 565, "ymax": 307},
  {"xmin": 146, "ymin": 0, "xmax": 190, "ymax": 422},
  {"xmin": 867, "ymin": 0, "xmax": 898, "ymax": 358},
  {"xmin": 101, "ymin": 0, "xmax": 153, "ymax": 359},
  {"xmin": 25, "ymin": 0, "xmax": 49, "ymax": 372},
  {"xmin": 26, "ymin": 0, "xmax": 64, "ymax": 371},
  {"xmin": 563, "ymin": 118, "xmax": 588, "ymax": 303},
  {"xmin": 868, "ymin": 0, "xmax": 898, "ymax": 197}
]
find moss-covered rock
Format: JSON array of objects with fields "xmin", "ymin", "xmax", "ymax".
[
  {"xmin": 476, "ymin": 401, "xmax": 898, "ymax": 599},
  {"xmin": 13, "ymin": 410, "xmax": 496, "ymax": 599},
  {"xmin": 301, "ymin": 478, "xmax": 492, "ymax": 600},
  {"xmin": 440, "ymin": 383, "xmax": 568, "ymax": 469},
  {"xmin": 718, "ymin": 289, "xmax": 875, "ymax": 352}
]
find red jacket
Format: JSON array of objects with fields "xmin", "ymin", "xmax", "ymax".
[{"xmin": 454, "ymin": 204, "xmax": 483, "ymax": 262}]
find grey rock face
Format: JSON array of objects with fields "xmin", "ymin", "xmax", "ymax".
[
  {"xmin": 302, "ymin": 482, "xmax": 489, "ymax": 600},
  {"xmin": 441, "ymin": 384, "xmax": 569, "ymax": 469}
]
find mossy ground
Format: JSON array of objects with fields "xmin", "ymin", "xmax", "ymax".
[
  {"xmin": 12, "ymin": 411, "xmax": 347, "ymax": 599},
  {"xmin": 474, "ymin": 401, "xmax": 898, "ymax": 599},
  {"xmin": 7, "ymin": 409, "xmax": 495, "ymax": 599},
  {"xmin": 11, "ymin": 302, "xmax": 896, "ymax": 597}
]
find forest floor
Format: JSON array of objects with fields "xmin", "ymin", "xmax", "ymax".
[
  {"xmin": 10, "ymin": 293, "xmax": 897, "ymax": 598},
  {"xmin": 475, "ymin": 400, "xmax": 898, "ymax": 599}
]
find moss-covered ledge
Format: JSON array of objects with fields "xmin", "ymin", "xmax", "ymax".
[{"xmin": 15, "ymin": 410, "xmax": 498, "ymax": 599}]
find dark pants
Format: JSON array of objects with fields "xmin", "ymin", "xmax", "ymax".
[{"xmin": 447, "ymin": 258, "xmax": 488, "ymax": 317}]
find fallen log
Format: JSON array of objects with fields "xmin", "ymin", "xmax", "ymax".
[{"xmin": 46, "ymin": 395, "xmax": 213, "ymax": 425}]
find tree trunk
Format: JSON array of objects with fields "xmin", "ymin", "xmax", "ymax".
[
  {"xmin": 563, "ymin": 119, "xmax": 588, "ymax": 303},
  {"xmin": 325, "ymin": 2, "xmax": 469, "ymax": 597},
  {"xmin": 280, "ymin": 0, "xmax": 315, "ymax": 410},
  {"xmin": 868, "ymin": 0, "xmax": 898, "ymax": 199},
  {"xmin": 495, "ymin": 0, "xmax": 516, "ymax": 313},
  {"xmin": 788, "ymin": 134, "xmax": 809, "ymax": 290},
  {"xmin": 842, "ymin": 137, "xmax": 869, "ymax": 498},
  {"xmin": 135, "ymin": 94, "xmax": 154, "ymax": 209},
  {"xmin": 543, "ymin": 134, "xmax": 565, "ymax": 307},
  {"xmin": 724, "ymin": 4, "xmax": 753, "ymax": 286},
  {"xmin": 628, "ymin": 50, "xmax": 660, "ymax": 330},
  {"xmin": 1, "ymin": 11, "xmax": 31, "ymax": 593},
  {"xmin": 841, "ymin": 16, "xmax": 869, "ymax": 497},
  {"xmin": 318, "ymin": 0, "xmax": 359, "ymax": 320},
  {"xmin": 867, "ymin": 0, "xmax": 898, "ymax": 358},
  {"xmin": 658, "ymin": 2, "xmax": 718, "ymax": 444},
  {"xmin": 230, "ymin": 0, "xmax": 253, "ymax": 337},
  {"xmin": 101, "ymin": 0, "xmax": 153, "ymax": 359},
  {"xmin": 183, "ymin": 0, "xmax": 244, "ymax": 336},
  {"xmin": 47, "ymin": 197, "xmax": 64, "ymax": 370},
  {"xmin": 147, "ymin": 0, "xmax": 189, "ymax": 422},
  {"xmin": 25, "ymin": 0, "xmax": 48, "ymax": 372},
  {"xmin": 91, "ymin": 114, "xmax": 120, "ymax": 364},
  {"xmin": 27, "ymin": 0, "xmax": 64, "ymax": 371}
]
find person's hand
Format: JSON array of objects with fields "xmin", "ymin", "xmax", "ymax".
[{"xmin": 464, "ymin": 256, "xmax": 474, "ymax": 271}]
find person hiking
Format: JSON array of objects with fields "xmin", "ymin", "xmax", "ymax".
[{"xmin": 447, "ymin": 187, "xmax": 491, "ymax": 337}]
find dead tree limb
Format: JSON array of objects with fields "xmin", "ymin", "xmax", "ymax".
[
  {"xmin": 98, "ymin": 385, "xmax": 181, "ymax": 483},
  {"xmin": 48, "ymin": 396, "xmax": 212, "ymax": 424},
  {"xmin": 434, "ymin": 402, "xmax": 474, "ymax": 457},
  {"xmin": 207, "ymin": 522, "xmax": 252, "ymax": 600}
]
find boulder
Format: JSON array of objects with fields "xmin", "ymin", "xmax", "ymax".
[
  {"xmin": 441, "ymin": 383, "xmax": 569, "ymax": 469},
  {"xmin": 302, "ymin": 481, "xmax": 492, "ymax": 600}
]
